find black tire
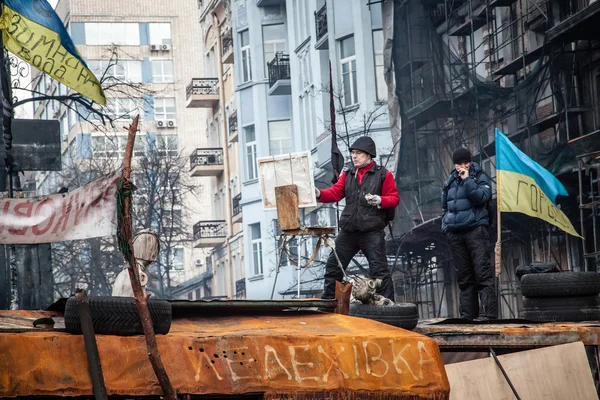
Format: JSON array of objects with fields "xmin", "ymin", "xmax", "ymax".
[
  {"xmin": 64, "ymin": 296, "xmax": 172, "ymax": 336},
  {"xmin": 521, "ymin": 272, "xmax": 600, "ymax": 298},
  {"xmin": 520, "ymin": 295, "xmax": 600, "ymax": 322},
  {"xmin": 349, "ymin": 303, "xmax": 418, "ymax": 331}
]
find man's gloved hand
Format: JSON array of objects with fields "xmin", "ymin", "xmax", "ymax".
[
  {"xmin": 315, "ymin": 187, "xmax": 321, "ymax": 199},
  {"xmin": 365, "ymin": 194, "xmax": 381, "ymax": 206}
]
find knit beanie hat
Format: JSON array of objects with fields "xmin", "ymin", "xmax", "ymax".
[{"xmin": 452, "ymin": 147, "xmax": 471, "ymax": 164}]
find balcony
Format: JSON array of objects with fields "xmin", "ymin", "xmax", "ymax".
[
  {"xmin": 256, "ymin": 0, "xmax": 284, "ymax": 6},
  {"xmin": 267, "ymin": 53, "xmax": 291, "ymax": 96},
  {"xmin": 190, "ymin": 148, "xmax": 224, "ymax": 177},
  {"xmin": 232, "ymin": 193, "xmax": 242, "ymax": 224},
  {"xmin": 193, "ymin": 220, "xmax": 226, "ymax": 248},
  {"xmin": 222, "ymin": 30, "xmax": 234, "ymax": 64},
  {"xmin": 228, "ymin": 111, "xmax": 238, "ymax": 142},
  {"xmin": 186, "ymin": 78, "xmax": 220, "ymax": 108},
  {"xmin": 315, "ymin": 3, "xmax": 328, "ymax": 50}
]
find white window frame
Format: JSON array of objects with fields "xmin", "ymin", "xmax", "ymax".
[
  {"xmin": 268, "ymin": 120, "xmax": 292, "ymax": 155},
  {"xmin": 340, "ymin": 36, "xmax": 358, "ymax": 107},
  {"xmin": 245, "ymin": 126, "xmax": 257, "ymax": 181},
  {"xmin": 88, "ymin": 60, "xmax": 142, "ymax": 83},
  {"xmin": 372, "ymin": 29, "xmax": 386, "ymax": 102},
  {"xmin": 149, "ymin": 23, "xmax": 172, "ymax": 45},
  {"xmin": 157, "ymin": 134, "xmax": 178, "ymax": 157},
  {"xmin": 154, "ymin": 98, "xmax": 177, "ymax": 120},
  {"xmin": 250, "ymin": 223, "xmax": 263, "ymax": 276},
  {"xmin": 240, "ymin": 30, "xmax": 252, "ymax": 83},
  {"xmin": 152, "ymin": 60, "xmax": 174, "ymax": 83},
  {"xmin": 85, "ymin": 23, "xmax": 140, "ymax": 45},
  {"xmin": 262, "ymin": 24, "xmax": 286, "ymax": 73}
]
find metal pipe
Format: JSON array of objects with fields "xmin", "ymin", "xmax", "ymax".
[
  {"xmin": 212, "ymin": 12, "xmax": 235, "ymax": 298},
  {"xmin": 578, "ymin": 158, "xmax": 588, "ymax": 271}
]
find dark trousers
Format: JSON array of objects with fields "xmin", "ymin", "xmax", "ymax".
[
  {"xmin": 447, "ymin": 225, "xmax": 498, "ymax": 319},
  {"xmin": 321, "ymin": 230, "xmax": 395, "ymax": 300}
]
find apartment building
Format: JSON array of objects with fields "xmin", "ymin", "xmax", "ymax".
[
  {"xmin": 230, "ymin": 0, "xmax": 393, "ymax": 299},
  {"xmin": 179, "ymin": 0, "xmax": 245, "ymax": 300},
  {"xmin": 31, "ymin": 0, "xmax": 212, "ymax": 297},
  {"xmin": 385, "ymin": 0, "xmax": 600, "ymax": 318}
]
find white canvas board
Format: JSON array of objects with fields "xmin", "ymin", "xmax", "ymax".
[{"xmin": 257, "ymin": 151, "xmax": 317, "ymax": 210}]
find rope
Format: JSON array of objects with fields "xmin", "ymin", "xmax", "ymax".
[{"xmin": 116, "ymin": 177, "xmax": 135, "ymax": 266}]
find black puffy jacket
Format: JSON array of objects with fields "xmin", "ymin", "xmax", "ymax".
[{"xmin": 441, "ymin": 162, "xmax": 492, "ymax": 233}]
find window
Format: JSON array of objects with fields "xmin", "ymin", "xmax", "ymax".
[
  {"xmin": 100, "ymin": 98, "xmax": 143, "ymax": 121},
  {"xmin": 85, "ymin": 23, "xmax": 140, "ymax": 45},
  {"xmin": 134, "ymin": 134, "xmax": 146, "ymax": 157},
  {"xmin": 88, "ymin": 60, "xmax": 142, "ymax": 82},
  {"xmin": 157, "ymin": 135, "xmax": 178, "ymax": 157},
  {"xmin": 263, "ymin": 24, "xmax": 286, "ymax": 72},
  {"xmin": 93, "ymin": 136, "xmax": 120, "ymax": 159},
  {"xmin": 152, "ymin": 60, "xmax": 174, "ymax": 83},
  {"xmin": 245, "ymin": 126, "xmax": 257, "ymax": 180},
  {"xmin": 340, "ymin": 36, "xmax": 358, "ymax": 107},
  {"xmin": 149, "ymin": 23, "xmax": 172, "ymax": 45},
  {"xmin": 92, "ymin": 135, "xmax": 145, "ymax": 159},
  {"xmin": 268, "ymin": 120, "xmax": 292, "ymax": 155},
  {"xmin": 159, "ymin": 247, "xmax": 184, "ymax": 270},
  {"xmin": 240, "ymin": 30, "xmax": 252, "ymax": 83},
  {"xmin": 155, "ymin": 98, "xmax": 176, "ymax": 120},
  {"xmin": 372, "ymin": 30, "xmax": 386, "ymax": 102},
  {"xmin": 250, "ymin": 223, "xmax": 263, "ymax": 276}
]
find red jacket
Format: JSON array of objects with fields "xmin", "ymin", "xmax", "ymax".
[{"xmin": 319, "ymin": 162, "xmax": 400, "ymax": 209}]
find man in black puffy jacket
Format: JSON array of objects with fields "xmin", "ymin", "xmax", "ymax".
[{"xmin": 442, "ymin": 147, "xmax": 497, "ymax": 320}]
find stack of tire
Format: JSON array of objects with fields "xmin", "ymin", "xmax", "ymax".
[
  {"xmin": 349, "ymin": 302, "xmax": 419, "ymax": 331},
  {"xmin": 519, "ymin": 264, "xmax": 600, "ymax": 322}
]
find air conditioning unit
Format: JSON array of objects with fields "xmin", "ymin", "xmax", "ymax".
[
  {"xmin": 196, "ymin": 259, "xmax": 203, "ymax": 266},
  {"xmin": 166, "ymin": 119, "xmax": 177, "ymax": 128},
  {"xmin": 156, "ymin": 120, "xmax": 167, "ymax": 128},
  {"xmin": 150, "ymin": 44, "xmax": 159, "ymax": 51},
  {"xmin": 161, "ymin": 44, "xmax": 172, "ymax": 51}
]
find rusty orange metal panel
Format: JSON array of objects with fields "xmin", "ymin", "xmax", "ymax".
[{"xmin": 0, "ymin": 312, "xmax": 449, "ymax": 399}]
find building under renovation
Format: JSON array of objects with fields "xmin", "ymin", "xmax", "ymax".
[{"xmin": 383, "ymin": 0, "xmax": 600, "ymax": 319}]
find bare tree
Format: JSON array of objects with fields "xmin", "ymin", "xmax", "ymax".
[{"xmin": 13, "ymin": 45, "xmax": 197, "ymax": 299}]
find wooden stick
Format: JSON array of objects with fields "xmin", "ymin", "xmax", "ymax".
[
  {"xmin": 121, "ymin": 116, "xmax": 176, "ymax": 400},
  {"xmin": 335, "ymin": 281, "xmax": 352, "ymax": 315},
  {"xmin": 75, "ymin": 289, "xmax": 108, "ymax": 400}
]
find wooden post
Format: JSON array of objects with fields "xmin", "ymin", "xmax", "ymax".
[
  {"xmin": 75, "ymin": 289, "xmax": 107, "ymax": 400},
  {"xmin": 334, "ymin": 281, "xmax": 352, "ymax": 315},
  {"xmin": 121, "ymin": 116, "xmax": 176, "ymax": 400}
]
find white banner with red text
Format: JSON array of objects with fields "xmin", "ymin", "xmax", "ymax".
[{"xmin": 0, "ymin": 173, "xmax": 120, "ymax": 244}]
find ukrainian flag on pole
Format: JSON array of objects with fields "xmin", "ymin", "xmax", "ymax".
[
  {"xmin": 495, "ymin": 128, "xmax": 581, "ymax": 238},
  {"xmin": 0, "ymin": 0, "xmax": 106, "ymax": 105}
]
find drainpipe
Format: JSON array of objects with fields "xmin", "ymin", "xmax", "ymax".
[{"xmin": 212, "ymin": 12, "xmax": 235, "ymax": 298}]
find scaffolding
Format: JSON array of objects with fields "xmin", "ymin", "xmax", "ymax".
[{"xmin": 390, "ymin": 0, "xmax": 600, "ymax": 318}]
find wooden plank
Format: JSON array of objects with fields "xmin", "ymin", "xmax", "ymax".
[
  {"xmin": 275, "ymin": 185, "xmax": 300, "ymax": 231},
  {"xmin": 445, "ymin": 342, "xmax": 598, "ymax": 400}
]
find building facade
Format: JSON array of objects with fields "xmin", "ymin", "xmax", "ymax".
[
  {"xmin": 183, "ymin": 0, "xmax": 246, "ymax": 300},
  {"xmin": 231, "ymin": 0, "xmax": 394, "ymax": 299},
  {"xmin": 31, "ymin": 0, "xmax": 213, "ymax": 298},
  {"xmin": 385, "ymin": 0, "xmax": 600, "ymax": 318}
]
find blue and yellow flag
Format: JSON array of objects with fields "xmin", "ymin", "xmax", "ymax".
[
  {"xmin": 0, "ymin": 0, "xmax": 106, "ymax": 105},
  {"xmin": 495, "ymin": 128, "xmax": 581, "ymax": 237}
]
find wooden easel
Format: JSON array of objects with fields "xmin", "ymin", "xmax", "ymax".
[{"xmin": 272, "ymin": 184, "xmax": 350, "ymax": 313}]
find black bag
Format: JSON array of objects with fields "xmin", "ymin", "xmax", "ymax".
[{"xmin": 377, "ymin": 166, "xmax": 395, "ymax": 224}]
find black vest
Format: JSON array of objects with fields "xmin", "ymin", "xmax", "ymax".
[{"xmin": 340, "ymin": 164, "xmax": 389, "ymax": 233}]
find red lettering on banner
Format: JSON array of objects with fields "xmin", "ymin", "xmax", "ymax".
[
  {"xmin": 0, "ymin": 202, "xmax": 10, "ymax": 234},
  {"xmin": 32, "ymin": 198, "xmax": 56, "ymax": 236},
  {"xmin": 52, "ymin": 196, "xmax": 73, "ymax": 234},
  {"xmin": 8, "ymin": 201, "xmax": 34, "ymax": 235}
]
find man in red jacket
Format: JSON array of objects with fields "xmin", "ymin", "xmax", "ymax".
[{"xmin": 316, "ymin": 136, "xmax": 400, "ymax": 300}]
